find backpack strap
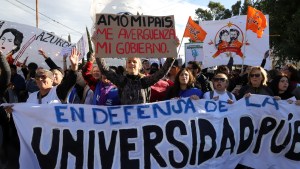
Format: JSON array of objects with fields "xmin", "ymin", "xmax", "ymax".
[
  {"xmin": 209, "ymin": 91, "xmax": 214, "ymax": 99},
  {"xmin": 226, "ymin": 91, "xmax": 233, "ymax": 100}
]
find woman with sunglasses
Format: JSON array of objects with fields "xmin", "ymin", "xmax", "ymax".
[
  {"xmin": 165, "ymin": 68, "xmax": 203, "ymax": 100},
  {"xmin": 203, "ymin": 73, "xmax": 236, "ymax": 104},
  {"xmin": 237, "ymin": 66, "xmax": 274, "ymax": 100}
]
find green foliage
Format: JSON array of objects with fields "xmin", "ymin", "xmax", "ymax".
[{"xmin": 258, "ymin": 0, "xmax": 300, "ymax": 63}]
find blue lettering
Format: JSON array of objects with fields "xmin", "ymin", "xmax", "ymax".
[
  {"xmin": 108, "ymin": 106, "xmax": 121, "ymax": 125},
  {"xmin": 219, "ymin": 101, "xmax": 228, "ymax": 112},
  {"xmin": 172, "ymin": 99, "xmax": 183, "ymax": 114},
  {"xmin": 262, "ymin": 97, "xmax": 279, "ymax": 110},
  {"xmin": 205, "ymin": 101, "xmax": 217, "ymax": 112},
  {"xmin": 123, "ymin": 106, "xmax": 134, "ymax": 124},
  {"xmin": 184, "ymin": 98, "xmax": 196, "ymax": 113},
  {"xmin": 92, "ymin": 108, "xmax": 108, "ymax": 124},
  {"xmin": 137, "ymin": 105, "xmax": 150, "ymax": 119},
  {"xmin": 153, "ymin": 101, "xmax": 171, "ymax": 118},
  {"xmin": 70, "ymin": 107, "xmax": 85, "ymax": 122},
  {"xmin": 245, "ymin": 97, "xmax": 261, "ymax": 107},
  {"xmin": 54, "ymin": 106, "xmax": 68, "ymax": 123}
]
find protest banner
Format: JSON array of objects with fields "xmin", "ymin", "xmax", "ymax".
[
  {"xmin": 91, "ymin": 14, "xmax": 178, "ymax": 58},
  {"xmin": 185, "ymin": 42, "xmax": 204, "ymax": 65},
  {"xmin": 12, "ymin": 95, "xmax": 300, "ymax": 168},
  {"xmin": 0, "ymin": 20, "xmax": 79, "ymax": 68},
  {"xmin": 200, "ymin": 15, "xmax": 271, "ymax": 69}
]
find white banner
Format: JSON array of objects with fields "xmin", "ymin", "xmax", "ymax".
[
  {"xmin": 12, "ymin": 95, "xmax": 300, "ymax": 169},
  {"xmin": 200, "ymin": 15, "xmax": 271, "ymax": 69},
  {"xmin": 0, "ymin": 20, "xmax": 75, "ymax": 68},
  {"xmin": 185, "ymin": 42, "xmax": 204, "ymax": 65}
]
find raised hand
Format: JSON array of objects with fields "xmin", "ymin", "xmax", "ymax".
[
  {"xmin": 38, "ymin": 49, "xmax": 48, "ymax": 59},
  {"xmin": 89, "ymin": 52, "xmax": 95, "ymax": 63},
  {"xmin": 69, "ymin": 48, "xmax": 80, "ymax": 71}
]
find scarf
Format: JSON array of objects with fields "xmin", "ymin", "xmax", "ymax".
[{"xmin": 93, "ymin": 82, "xmax": 114, "ymax": 105}]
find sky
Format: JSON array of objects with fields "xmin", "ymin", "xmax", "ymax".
[{"xmin": 0, "ymin": 0, "xmax": 240, "ymax": 56}]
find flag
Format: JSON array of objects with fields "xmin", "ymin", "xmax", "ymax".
[
  {"xmin": 201, "ymin": 15, "xmax": 270, "ymax": 69},
  {"xmin": 183, "ymin": 16, "xmax": 207, "ymax": 42},
  {"xmin": 246, "ymin": 6, "xmax": 267, "ymax": 38}
]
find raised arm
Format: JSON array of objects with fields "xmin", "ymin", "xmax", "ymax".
[
  {"xmin": 38, "ymin": 49, "xmax": 61, "ymax": 70},
  {"xmin": 0, "ymin": 51, "xmax": 11, "ymax": 98},
  {"xmin": 95, "ymin": 56, "xmax": 123, "ymax": 87},
  {"xmin": 141, "ymin": 58, "xmax": 175, "ymax": 88},
  {"xmin": 56, "ymin": 48, "xmax": 79, "ymax": 101}
]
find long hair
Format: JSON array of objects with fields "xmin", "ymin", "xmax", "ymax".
[
  {"xmin": 168, "ymin": 68, "xmax": 195, "ymax": 98},
  {"xmin": 269, "ymin": 74, "xmax": 290, "ymax": 95},
  {"xmin": 247, "ymin": 66, "xmax": 268, "ymax": 86}
]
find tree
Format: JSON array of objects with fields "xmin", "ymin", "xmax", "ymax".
[
  {"xmin": 195, "ymin": 1, "xmax": 230, "ymax": 21},
  {"xmin": 257, "ymin": 0, "xmax": 300, "ymax": 64}
]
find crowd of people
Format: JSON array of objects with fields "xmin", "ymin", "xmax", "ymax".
[{"xmin": 0, "ymin": 48, "xmax": 300, "ymax": 168}]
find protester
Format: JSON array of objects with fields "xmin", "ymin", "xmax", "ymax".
[
  {"xmin": 203, "ymin": 73, "xmax": 236, "ymax": 104},
  {"xmin": 187, "ymin": 61, "xmax": 213, "ymax": 93},
  {"xmin": 280, "ymin": 64, "xmax": 299, "ymax": 91},
  {"xmin": 26, "ymin": 48, "xmax": 79, "ymax": 104},
  {"xmin": 269, "ymin": 74, "xmax": 295, "ymax": 100},
  {"xmin": 82, "ymin": 53, "xmax": 120, "ymax": 106},
  {"xmin": 149, "ymin": 64, "xmax": 172, "ymax": 102},
  {"xmin": 38, "ymin": 49, "xmax": 65, "ymax": 86},
  {"xmin": 237, "ymin": 66, "xmax": 274, "ymax": 100},
  {"xmin": 96, "ymin": 55, "xmax": 175, "ymax": 105},
  {"xmin": 165, "ymin": 68, "xmax": 203, "ymax": 100},
  {"xmin": 140, "ymin": 59, "xmax": 151, "ymax": 75},
  {"xmin": 21, "ymin": 62, "xmax": 39, "ymax": 93},
  {"xmin": 0, "ymin": 51, "xmax": 18, "ymax": 169},
  {"xmin": 9, "ymin": 64, "xmax": 26, "ymax": 102}
]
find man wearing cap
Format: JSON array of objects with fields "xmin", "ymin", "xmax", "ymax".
[{"xmin": 26, "ymin": 48, "xmax": 79, "ymax": 104}]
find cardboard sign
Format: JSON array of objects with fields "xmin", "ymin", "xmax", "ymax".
[{"xmin": 92, "ymin": 14, "xmax": 178, "ymax": 58}]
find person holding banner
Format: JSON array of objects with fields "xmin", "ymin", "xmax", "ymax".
[
  {"xmin": 96, "ymin": 56, "xmax": 175, "ymax": 105},
  {"xmin": 237, "ymin": 66, "xmax": 274, "ymax": 100},
  {"xmin": 0, "ymin": 50, "xmax": 18, "ymax": 169},
  {"xmin": 82, "ymin": 54, "xmax": 120, "ymax": 106},
  {"xmin": 165, "ymin": 68, "xmax": 203, "ymax": 100},
  {"xmin": 269, "ymin": 74, "xmax": 300, "ymax": 105},
  {"xmin": 203, "ymin": 73, "xmax": 236, "ymax": 104},
  {"xmin": 25, "ymin": 48, "xmax": 79, "ymax": 104}
]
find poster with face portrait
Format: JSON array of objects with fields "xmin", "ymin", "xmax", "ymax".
[
  {"xmin": 200, "ymin": 15, "xmax": 271, "ymax": 69},
  {"xmin": 0, "ymin": 20, "xmax": 82, "ymax": 68}
]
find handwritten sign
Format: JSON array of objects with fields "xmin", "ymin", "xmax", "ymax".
[{"xmin": 92, "ymin": 14, "xmax": 178, "ymax": 58}]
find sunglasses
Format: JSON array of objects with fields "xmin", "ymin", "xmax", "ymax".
[
  {"xmin": 213, "ymin": 77, "xmax": 226, "ymax": 82},
  {"xmin": 250, "ymin": 74, "xmax": 261, "ymax": 78},
  {"xmin": 35, "ymin": 74, "xmax": 48, "ymax": 80}
]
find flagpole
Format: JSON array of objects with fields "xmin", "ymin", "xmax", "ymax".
[
  {"xmin": 177, "ymin": 36, "xmax": 184, "ymax": 58},
  {"xmin": 241, "ymin": 32, "xmax": 246, "ymax": 74}
]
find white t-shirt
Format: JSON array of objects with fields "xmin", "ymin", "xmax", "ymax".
[
  {"xmin": 203, "ymin": 90, "xmax": 237, "ymax": 102},
  {"xmin": 26, "ymin": 86, "xmax": 61, "ymax": 104}
]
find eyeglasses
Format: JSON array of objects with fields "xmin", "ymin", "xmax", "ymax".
[
  {"xmin": 250, "ymin": 73, "xmax": 261, "ymax": 78},
  {"xmin": 35, "ymin": 74, "xmax": 47, "ymax": 80},
  {"xmin": 213, "ymin": 78, "xmax": 226, "ymax": 82}
]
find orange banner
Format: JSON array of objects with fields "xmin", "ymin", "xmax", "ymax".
[
  {"xmin": 246, "ymin": 6, "xmax": 267, "ymax": 38},
  {"xmin": 183, "ymin": 16, "xmax": 207, "ymax": 42}
]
